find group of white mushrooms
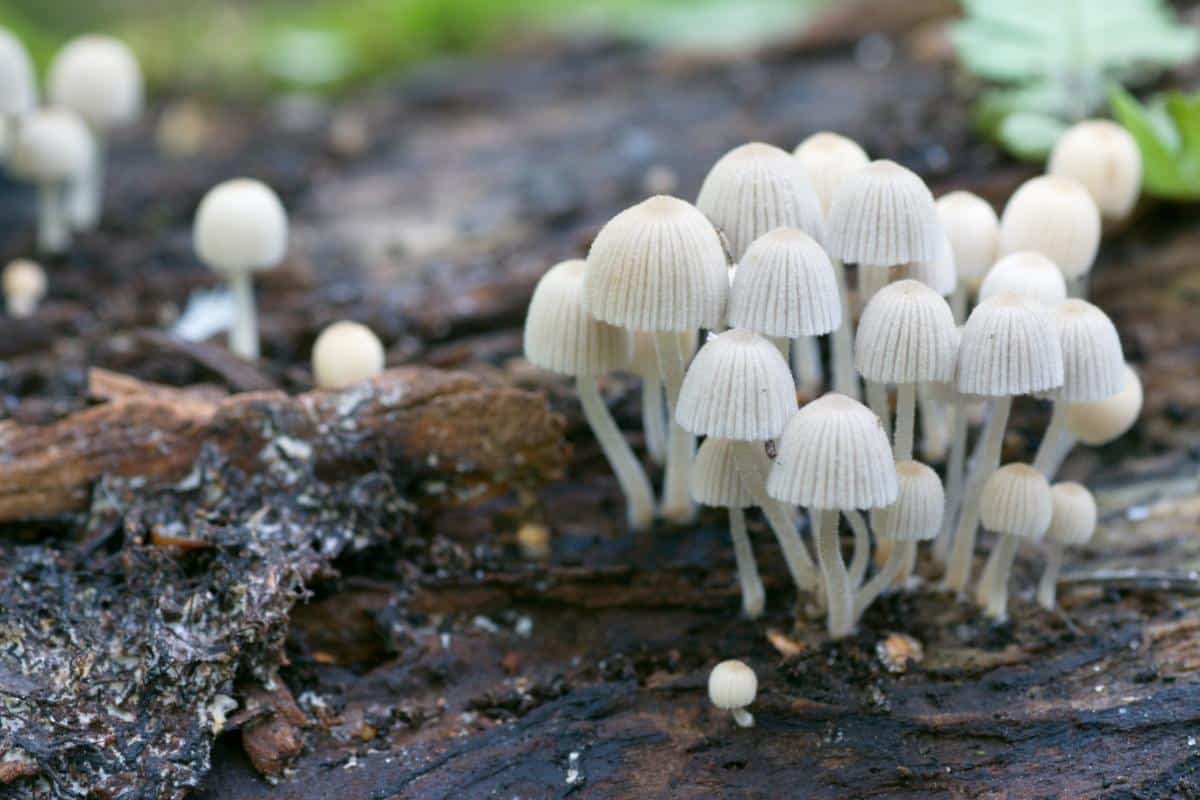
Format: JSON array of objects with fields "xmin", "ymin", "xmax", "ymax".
[{"xmin": 525, "ymin": 122, "xmax": 1144, "ymax": 638}]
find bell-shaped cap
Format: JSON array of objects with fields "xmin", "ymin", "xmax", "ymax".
[
  {"xmin": 980, "ymin": 463, "xmax": 1053, "ymax": 540},
  {"xmin": 312, "ymin": 321, "xmax": 385, "ymax": 390},
  {"xmin": 48, "ymin": 35, "xmax": 143, "ymax": 131},
  {"xmin": 978, "ymin": 251, "xmax": 1067, "ymax": 306},
  {"xmin": 1063, "ymin": 363, "xmax": 1142, "ymax": 445},
  {"xmin": 826, "ymin": 160, "xmax": 941, "ymax": 267},
  {"xmin": 767, "ymin": 393, "xmax": 897, "ymax": 510},
  {"xmin": 1000, "ymin": 175, "xmax": 1101, "ymax": 280},
  {"xmin": 0, "ymin": 29, "xmax": 36, "ymax": 115},
  {"xmin": 957, "ymin": 293, "xmax": 1063, "ymax": 397},
  {"xmin": 524, "ymin": 260, "xmax": 630, "ymax": 377},
  {"xmin": 676, "ymin": 328, "xmax": 797, "ymax": 441},
  {"xmin": 697, "ymin": 142, "xmax": 825, "ymax": 259},
  {"xmin": 728, "ymin": 227, "xmax": 841, "ymax": 337},
  {"xmin": 691, "ymin": 438, "xmax": 766, "ymax": 509},
  {"xmin": 1047, "ymin": 482, "xmax": 1097, "ymax": 546},
  {"xmin": 1048, "ymin": 120, "xmax": 1141, "ymax": 222},
  {"xmin": 10, "ymin": 108, "xmax": 94, "ymax": 183},
  {"xmin": 937, "ymin": 191, "xmax": 999, "ymax": 291},
  {"xmin": 793, "ymin": 132, "xmax": 869, "ymax": 217},
  {"xmin": 856, "ymin": 279, "xmax": 958, "ymax": 385},
  {"xmin": 904, "ymin": 228, "xmax": 956, "ymax": 296},
  {"xmin": 194, "ymin": 178, "xmax": 289, "ymax": 274},
  {"xmin": 1052, "ymin": 299, "xmax": 1124, "ymax": 402},
  {"xmin": 873, "ymin": 460, "xmax": 945, "ymax": 542},
  {"xmin": 583, "ymin": 195, "xmax": 729, "ymax": 332}
]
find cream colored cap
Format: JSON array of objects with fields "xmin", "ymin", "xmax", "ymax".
[
  {"xmin": 1047, "ymin": 482, "xmax": 1097, "ymax": 546},
  {"xmin": 193, "ymin": 178, "xmax": 288, "ymax": 274},
  {"xmin": 873, "ymin": 460, "xmax": 945, "ymax": 542},
  {"xmin": 1063, "ymin": 363, "xmax": 1142, "ymax": 445},
  {"xmin": 1052, "ymin": 299, "xmax": 1125, "ymax": 402},
  {"xmin": 1048, "ymin": 120, "xmax": 1141, "ymax": 221},
  {"xmin": 978, "ymin": 251, "xmax": 1067, "ymax": 306},
  {"xmin": 48, "ymin": 35, "xmax": 143, "ymax": 130},
  {"xmin": 708, "ymin": 659, "xmax": 757, "ymax": 709},
  {"xmin": 1000, "ymin": 175, "xmax": 1101, "ymax": 280},
  {"xmin": 676, "ymin": 328, "xmax": 797, "ymax": 441},
  {"xmin": 980, "ymin": 463, "xmax": 1053, "ymax": 540},
  {"xmin": 793, "ymin": 132, "xmax": 870, "ymax": 217},
  {"xmin": 904, "ymin": 228, "xmax": 956, "ymax": 296},
  {"xmin": 728, "ymin": 227, "xmax": 841, "ymax": 337},
  {"xmin": 524, "ymin": 259, "xmax": 630, "ymax": 377},
  {"xmin": 0, "ymin": 28, "xmax": 36, "ymax": 115},
  {"xmin": 856, "ymin": 279, "xmax": 958, "ymax": 384},
  {"xmin": 583, "ymin": 195, "xmax": 728, "ymax": 332},
  {"xmin": 957, "ymin": 293, "xmax": 1063, "ymax": 397},
  {"xmin": 937, "ymin": 191, "xmax": 999, "ymax": 290},
  {"xmin": 2, "ymin": 259, "xmax": 47, "ymax": 318},
  {"xmin": 312, "ymin": 321, "xmax": 385, "ymax": 390},
  {"xmin": 691, "ymin": 438, "xmax": 765, "ymax": 509},
  {"xmin": 767, "ymin": 393, "xmax": 897, "ymax": 510},
  {"xmin": 11, "ymin": 108, "xmax": 94, "ymax": 182},
  {"xmin": 826, "ymin": 160, "xmax": 941, "ymax": 267}
]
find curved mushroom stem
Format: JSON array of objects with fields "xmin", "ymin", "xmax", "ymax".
[
  {"xmin": 728, "ymin": 507, "xmax": 765, "ymax": 618},
  {"xmin": 228, "ymin": 270, "xmax": 261, "ymax": 360},
  {"xmin": 943, "ymin": 396, "xmax": 1013, "ymax": 595},
  {"xmin": 934, "ymin": 392, "xmax": 970, "ymax": 564},
  {"xmin": 866, "ymin": 380, "xmax": 891, "ymax": 435},
  {"xmin": 853, "ymin": 539, "xmax": 913, "ymax": 620},
  {"xmin": 918, "ymin": 382, "xmax": 949, "ymax": 462},
  {"xmin": 814, "ymin": 509, "xmax": 854, "ymax": 638},
  {"xmin": 1037, "ymin": 541, "xmax": 1065, "ymax": 610},
  {"xmin": 730, "ymin": 708, "xmax": 755, "ymax": 728},
  {"xmin": 830, "ymin": 259, "xmax": 859, "ymax": 400},
  {"xmin": 1033, "ymin": 403, "xmax": 1072, "ymax": 478},
  {"xmin": 976, "ymin": 533, "xmax": 1020, "ymax": 620},
  {"xmin": 654, "ymin": 330, "xmax": 696, "ymax": 524},
  {"xmin": 792, "ymin": 335, "xmax": 823, "ymax": 394},
  {"xmin": 641, "ymin": 378, "xmax": 668, "ymax": 466},
  {"xmin": 577, "ymin": 375, "xmax": 656, "ymax": 532},
  {"xmin": 846, "ymin": 510, "xmax": 871, "ymax": 588},
  {"xmin": 38, "ymin": 182, "xmax": 70, "ymax": 254},
  {"xmin": 894, "ymin": 383, "xmax": 917, "ymax": 461},
  {"xmin": 68, "ymin": 136, "xmax": 104, "ymax": 231}
]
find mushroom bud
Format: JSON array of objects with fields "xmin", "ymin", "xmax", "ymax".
[
  {"xmin": 1036, "ymin": 364, "xmax": 1143, "ymax": 479},
  {"xmin": 1048, "ymin": 120, "xmax": 1141, "ymax": 223},
  {"xmin": 193, "ymin": 178, "xmax": 288, "ymax": 360},
  {"xmin": 999, "ymin": 175, "xmax": 1100, "ymax": 296},
  {"xmin": 10, "ymin": 108, "xmax": 95, "ymax": 254},
  {"xmin": 2, "ymin": 259, "xmax": 46, "ymax": 318},
  {"xmin": 976, "ymin": 464, "xmax": 1053, "ymax": 620},
  {"xmin": 1037, "ymin": 482, "xmax": 1097, "ymax": 610},
  {"xmin": 0, "ymin": 27, "xmax": 36, "ymax": 162},
  {"xmin": 708, "ymin": 659, "xmax": 757, "ymax": 728},
  {"xmin": 311, "ymin": 321, "xmax": 385, "ymax": 390}
]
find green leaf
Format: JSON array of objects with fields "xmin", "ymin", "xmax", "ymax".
[
  {"xmin": 995, "ymin": 112, "xmax": 1069, "ymax": 162},
  {"xmin": 1108, "ymin": 85, "xmax": 1200, "ymax": 199}
]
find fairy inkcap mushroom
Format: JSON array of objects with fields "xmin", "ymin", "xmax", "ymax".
[
  {"xmin": 1048, "ymin": 120, "xmax": 1141, "ymax": 223},
  {"xmin": 708, "ymin": 659, "xmax": 757, "ymax": 728},
  {"xmin": 936, "ymin": 191, "xmax": 999, "ymax": 309},
  {"xmin": 311, "ymin": 320, "xmax": 385, "ymax": 390},
  {"xmin": 978, "ymin": 251, "xmax": 1067, "ymax": 307},
  {"xmin": 2, "ymin": 258, "xmax": 46, "ymax": 318},
  {"xmin": 1037, "ymin": 482, "xmax": 1097, "ymax": 610},
  {"xmin": 193, "ymin": 178, "xmax": 288, "ymax": 360},
  {"xmin": 10, "ymin": 108, "xmax": 95, "ymax": 254},
  {"xmin": 793, "ymin": 131, "xmax": 870, "ymax": 217},
  {"xmin": 1030, "ymin": 364, "xmax": 1143, "ymax": 480},
  {"xmin": 975, "ymin": 464, "xmax": 1053, "ymax": 620},
  {"xmin": 999, "ymin": 175, "xmax": 1101, "ymax": 291},
  {"xmin": 0, "ymin": 28, "xmax": 36, "ymax": 157},
  {"xmin": 525, "ymin": 259, "xmax": 653, "ymax": 531},
  {"xmin": 826, "ymin": 159, "xmax": 941, "ymax": 273},
  {"xmin": 696, "ymin": 142, "xmax": 825, "ymax": 260}
]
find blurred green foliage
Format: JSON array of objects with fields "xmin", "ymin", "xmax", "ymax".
[{"xmin": 1109, "ymin": 85, "xmax": 1200, "ymax": 200}]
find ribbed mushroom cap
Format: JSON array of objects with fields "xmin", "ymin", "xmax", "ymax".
[
  {"xmin": 957, "ymin": 293, "xmax": 1064, "ymax": 397},
  {"xmin": 0, "ymin": 29, "xmax": 36, "ymax": 115},
  {"xmin": 10, "ymin": 108, "xmax": 94, "ymax": 182},
  {"xmin": 193, "ymin": 178, "xmax": 288, "ymax": 274},
  {"xmin": 793, "ymin": 132, "xmax": 869, "ymax": 217},
  {"xmin": 1063, "ymin": 364, "xmax": 1142, "ymax": 445},
  {"xmin": 904, "ymin": 228, "xmax": 956, "ymax": 296},
  {"xmin": 630, "ymin": 329, "xmax": 698, "ymax": 378},
  {"xmin": 855, "ymin": 279, "xmax": 959, "ymax": 384},
  {"xmin": 1000, "ymin": 175, "xmax": 1101, "ymax": 280},
  {"xmin": 676, "ymin": 328, "xmax": 797, "ymax": 441},
  {"xmin": 728, "ymin": 227, "xmax": 841, "ymax": 337},
  {"xmin": 48, "ymin": 35, "xmax": 143, "ymax": 130},
  {"xmin": 767, "ymin": 393, "xmax": 898, "ymax": 510},
  {"xmin": 691, "ymin": 438, "xmax": 766, "ymax": 509},
  {"xmin": 1052, "ymin": 299, "xmax": 1125, "ymax": 402},
  {"xmin": 937, "ymin": 191, "xmax": 999, "ymax": 290},
  {"xmin": 708, "ymin": 660, "xmax": 757, "ymax": 709},
  {"xmin": 826, "ymin": 160, "xmax": 941, "ymax": 267},
  {"xmin": 980, "ymin": 463, "xmax": 1053, "ymax": 540},
  {"xmin": 872, "ymin": 460, "xmax": 945, "ymax": 542},
  {"xmin": 312, "ymin": 321, "xmax": 385, "ymax": 390},
  {"xmin": 583, "ymin": 195, "xmax": 729, "ymax": 332},
  {"xmin": 524, "ymin": 260, "xmax": 630, "ymax": 377},
  {"xmin": 978, "ymin": 251, "xmax": 1067, "ymax": 306},
  {"xmin": 697, "ymin": 142, "xmax": 825, "ymax": 259},
  {"xmin": 1048, "ymin": 120, "xmax": 1141, "ymax": 221},
  {"xmin": 1047, "ymin": 482, "xmax": 1098, "ymax": 546}
]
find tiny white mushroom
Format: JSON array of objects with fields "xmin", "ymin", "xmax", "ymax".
[
  {"xmin": 1037, "ymin": 482, "xmax": 1098, "ymax": 610},
  {"xmin": 311, "ymin": 321, "xmax": 385, "ymax": 390},
  {"xmin": 10, "ymin": 109, "xmax": 95, "ymax": 254},
  {"xmin": 2, "ymin": 259, "xmax": 46, "ymax": 318},
  {"xmin": 708, "ymin": 659, "xmax": 757, "ymax": 727},
  {"xmin": 1048, "ymin": 120, "xmax": 1141, "ymax": 223}
]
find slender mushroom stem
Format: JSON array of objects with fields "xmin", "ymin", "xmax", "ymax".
[
  {"xmin": 866, "ymin": 380, "xmax": 891, "ymax": 434},
  {"xmin": 641, "ymin": 378, "xmax": 668, "ymax": 465},
  {"xmin": 38, "ymin": 183, "xmax": 70, "ymax": 254},
  {"xmin": 732, "ymin": 441, "xmax": 819, "ymax": 592},
  {"xmin": 68, "ymin": 134, "xmax": 104, "ymax": 230},
  {"xmin": 894, "ymin": 382, "xmax": 917, "ymax": 461},
  {"xmin": 728, "ymin": 507, "xmax": 765, "ymax": 618},
  {"xmin": 1037, "ymin": 541, "xmax": 1065, "ymax": 610},
  {"xmin": 976, "ymin": 533, "xmax": 1020, "ymax": 620},
  {"xmin": 859, "ymin": 265, "xmax": 889, "ymax": 305},
  {"xmin": 792, "ymin": 335, "xmax": 823, "ymax": 394},
  {"xmin": 897, "ymin": 539, "xmax": 918, "ymax": 586},
  {"xmin": 1033, "ymin": 403, "xmax": 1071, "ymax": 477},
  {"xmin": 943, "ymin": 395, "xmax": 1013, "ymax": 594},
  {"xmin": 654, "ymin": 330, "xmax": 695, "ymax": 523},
  {"xmin": 830, "ymin": 259, "xmax": 859, "ymax": 400},
  {"xmin": 934, "ymin": 392, "xmax": 970, "ymax": 563},
  {"xmin": 918, "ymin": 382, "xmax": 949, "ymax": 462},
  {"xmin": 228, "ymin": 270, "xmax": 261, "ymax": 360},
  {"xmin": 730, "ymin": 708, "xmax": 755, "ymax": 728},
  {"xmin": 814, "ymin": 509, "xmax": 854, "ymax": 638},
  {"xmin": 950, "ymin": 283, "xmax": 968, "ymax": 325},
  {"xmin": 577, "ymin": 375, "xmax": 656, "ymax": 531},
  {"xmin": 853, "ymin": 539, "xmax": 913, "ymax": 619},
  {"xmin": 846, "ymin": 509, "xmax": 871, "ymax": 588}
]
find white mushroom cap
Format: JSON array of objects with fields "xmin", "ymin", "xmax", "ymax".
[
  {"xmin": 980, "ymin": 463, "xmax": 1053, "ymax": 540},
  {"xmin": 872, "ymin": 460, "xmax": 945, "ymax": 542},
  {"xmin": 311, "ymin": 320, "xmax": 385, "ymax": 390},
  {"xmin": 10, "ymin": 108, "xmax": 94, "ymax": 183},
  {"xmin": 957, "ymin": 293, "xmax": 1064, "ymax": 397},
  {"xmin": 708, "ymin": 659, "xmax": 757, "ymax": 710},
  {"xmin": 903, "ymin": 228, "xmax": 956, "ymax": 296},
  {"xmin": 1047, "ymin": 482, "xmax": 1097, "ymax": 546},
  {"xmin": 855, "ymin": 279, "xmax": 959, "ymax": 385},
  {"xmin": 47, "ymin": 35, "xmax": 143, "ymax": 131},
  {"xmin": 1048, "ymin": 120, "xmax": 1141, "ymax": 222},
  {"xmin": 697, "ymin": 142, "xmax": 825, "ymax": 259},
  {"xmin": 583, "ymin": 195, "xmax": 728, "ymax": 332},
  {"xmin": 193, "ymin": 178, "xmax": 289, "ymax": 274},
  {"xmin": 1063, "ymin": 363, "xmax": 1142, "ymax": 445},
  {"xmin": 728, "ymin": 227, "xmax": 841, "ymax": 337},
  {"xmin": 676, "ymin": 328, "xmax": 797, "ymax": 441},
  {"xmin": 767, "ymin": 393, "xmax": 898, "ymax": 510},
  {"xmin": 978, "ymin": 251, "xmax": 1067, "ymax": 306},
  {"xmin": 524, "ymin": 260, "xmax": 630, "ymax": 377},
  {"xmin": 1052, "ymin": 299, "xmax": 1125, "ymax": 402},
  {"xmin": 1000, "ymin": 175, "xmax": 1101, "ymax": 280},
  {"xmin": 691, "ymin": 438, "xmax": 765, "ymax": 509},
  {"xmin": 793, "ymin": 131, "xmax": 870, "ymax": 217},
  {"xmin": 3, "ymin": 259, "xmax": 46, "ymax": 317},
  {"xmin": 936, "ymin": 191, "xmax": 999, "ymax": 291},
  {"xmin": 0, "ymin": 28, "xmax": 36, "ymax": 115},
  {"xmin": 826, "ymin": 160, "xmax": 941, "ymax": 267}
]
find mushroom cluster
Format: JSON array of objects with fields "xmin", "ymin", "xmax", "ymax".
[{"xmin": 524, "ymin": 124, "xmax": 1141, "ymax": 634}]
